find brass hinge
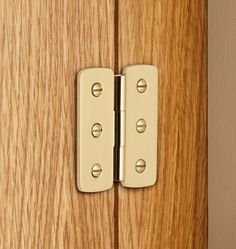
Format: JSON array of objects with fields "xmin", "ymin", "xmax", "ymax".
[{"xmin": 77, "ymin": 65, "xmax": 158, "ymax": 193}]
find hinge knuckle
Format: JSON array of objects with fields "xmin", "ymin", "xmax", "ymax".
[{"xmin": 114, "ymin": 75, "xmax": 126, "ymax": 181}]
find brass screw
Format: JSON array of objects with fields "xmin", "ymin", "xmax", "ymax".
[
  {"xmin": 137, "ymin": 79, "xmax": 147, "ymax": 93},
  {"xmin": 135, "ymin": 159, "xmax": 146, "ymax": 173},
  {"xmin": 91, "ymin": 164, "xmax": 102, "ymax": 178},
  {"xmin": 92, "ymin": 82, "xmax": 103, "ymax": 97},
  {"xmin": 91, "ymin": 123, "xmax": 102, "ymax": 138},
  {"xmin": 136, "ymin": 119, "xmax": 147, "ymax": 133}
]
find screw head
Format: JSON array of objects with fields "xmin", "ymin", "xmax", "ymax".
[
  {"xmin": 91, "ymin": 164, "xmax": 102, "ymax": 178},
  {"xmin": 91, "ymin": 82, "xmax": 103, "ymax": 97},
  {"xmin": 136, "ymin": 119, "xmax": 147, "ymax": 133},
  {"xmin": 135, "ymin": 159, "xmax": 146, "ymax": 173},
  {"xmin": 137, "ymin": 79, "xmax": 147, "ymax": 93},
  {"xmin": 91, "ymin": 123, "xmax": 102, "ymax": 138}
]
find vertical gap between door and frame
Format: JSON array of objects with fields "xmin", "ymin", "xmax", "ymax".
[{"xmin": 114, "ymin": 0, "xmax": 119, "ymax": 249}]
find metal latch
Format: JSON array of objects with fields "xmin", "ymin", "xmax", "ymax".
[{"xmin": 77, "ymin": 65, "xmax": 158, "ymax": 192}]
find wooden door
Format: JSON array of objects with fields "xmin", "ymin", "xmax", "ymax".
[
  {"xmin": 0, "ymin": 0, "xmax": 207, "ymax": 249},
  {"xmin": 0, "ymin": 1, "xmax": 114, "ymax": 248},
  {"xmin": 117, "ymin": 1, "xmax": 207, "ymax": 248}
]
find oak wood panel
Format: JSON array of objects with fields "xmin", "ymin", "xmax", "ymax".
[
  {"xmin": 0, "ymin": 1, "xmax": 114, "ymax": 248},
  {"xmin": 118, "ymin": 0, "xmax": 207, "ymax": 248}
]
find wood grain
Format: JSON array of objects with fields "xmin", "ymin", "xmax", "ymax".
[
  {"xmin": 118, "ymin": 0, "xmax": 207, "ymax": 248},
  {"xmin": 0, "ymin": 1, "xmax": 114, "ymax": 248}
]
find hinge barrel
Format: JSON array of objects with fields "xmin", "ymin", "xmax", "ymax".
[{"xmin": 114, "ymin": 75, "xmax": 126, "ymax": 181}]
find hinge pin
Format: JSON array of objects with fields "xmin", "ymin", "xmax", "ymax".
[{"xmin": 114, "ymin": 75, "xmax": 126, "ymax": 181}]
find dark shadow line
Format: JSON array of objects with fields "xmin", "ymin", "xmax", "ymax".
[{"xmin": 114, "ymin": 1, "xmax": 119, "ymax": 249}]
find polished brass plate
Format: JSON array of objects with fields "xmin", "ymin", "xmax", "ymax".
[
  {"xmin": 121, "ymin": 65, "xmax": 158, "ymax": 188},
  {"xmin": 77, "ymin": 68, "xmax": 114, "ymax": 192}
]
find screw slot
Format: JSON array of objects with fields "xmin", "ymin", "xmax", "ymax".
[
  {"xmin": 136, "ymin": 119, "xmax": 147, "ymax": 133},
  {"xmin": 91, "ymin": 123, "xmax": 102, "ymax": 138},
  {"xmin": 137, "ymin": 79, "xmax": 147, "ymax": 93},
  {"xmin": 91, "ymin": 164, "xmax": 102, "ymax": 178},
  {"xmin": 92, "ymin": 82, "xmax": 103, "ymax": 97},
  {"xmin": 135, "ymin": 159, "xmax": 146, "ymax": 173}
]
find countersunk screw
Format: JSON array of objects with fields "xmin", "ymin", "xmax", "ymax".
[
  {"xmin": 91, "ymin": 123, "xmax": 102, "ymax": 138},
  {"xmin": 92, "ymin": 82, "xmax": 103, "ymax": 97},
  {"xmin": 136, "ymin": 119, "xmax": 147, "ymax": 133},
  {"xmin": 91, "ymin": 164, "xmax": 102, "ymax": 178},
  {"xmin": 135, "ymin": 159, "xmax": 146, "ymax": 173},
  {"xmin": 137, "ymin": 79, "xmax": 147, "ymax": 93}
]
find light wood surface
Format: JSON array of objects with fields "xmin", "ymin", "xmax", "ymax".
[
  {"xmin": 0, "ymin": 1, "xmax": 114, "ymax": 248},
  {"xmin": 118, "ymin": 0, "xmax": 207, "ymax": 248}
]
